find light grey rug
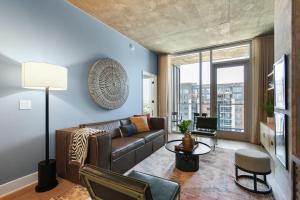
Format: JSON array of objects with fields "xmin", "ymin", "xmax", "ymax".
[{"xmin": 128, "ymin": 147, "xmax": 274, "ymax": 200}]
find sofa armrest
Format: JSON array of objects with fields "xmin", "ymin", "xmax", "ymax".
[
  {"xmin": 150, "ymin": 117, "xmax": 168, "ymax": 142},
  {"xmin": 56, "ymin": 128, "xmax": 112, "ymax": 183},
  {"xmin": 87, "ymin": 132, "xmax": 112, "ymax": 170},
  {"xmin": 150, "ymin": 117, "xmax": 167, "ymax": 131},
  {"xmin": 56, "ymin": 127, "xmax": 79, "ymax": 179}
]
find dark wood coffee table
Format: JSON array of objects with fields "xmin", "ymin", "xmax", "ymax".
[{"xmin": 165, "ymin": 140, "xmax": 211, "ymax": 172}]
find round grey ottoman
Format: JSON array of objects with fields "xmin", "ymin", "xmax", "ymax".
[{"xmin": 235, "ymin": 149, "xmax": 272, "ymax": 194}]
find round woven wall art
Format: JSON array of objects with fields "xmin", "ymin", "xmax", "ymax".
[{"xmin": 88, "ymin": 58, "xmax": 129, "ymax": 110}]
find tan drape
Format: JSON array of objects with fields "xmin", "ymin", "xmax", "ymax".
[
  {"xmin": 157, "ymin": 54, "xmax": 172, "ymax": 118},
  {"xmin": 250, "ymin": 35, "xmax": 274, "ymax": 144}
]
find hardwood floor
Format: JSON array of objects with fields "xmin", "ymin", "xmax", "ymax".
[
  {"xmin": 1, "ymin": 178, "xmax": 75, "ymax": 200},
  {"xmin": 1, "ymin": 134, "xmax": 269, "ymax": 200}
]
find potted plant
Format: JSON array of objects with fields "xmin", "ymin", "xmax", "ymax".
[
  {"xmin": 177, "ymin": 120, "xmax": 194, "ymax": 149},
  {"xmin": 263, "ymin": 98, "xmax": 274, "ymax": 125}
]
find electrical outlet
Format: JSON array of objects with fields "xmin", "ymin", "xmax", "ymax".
[{"xmin": 19, "ymin": 100, "xmax": 32, "ymax": 110}]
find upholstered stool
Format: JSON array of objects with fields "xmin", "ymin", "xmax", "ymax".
[{"xmin": 235, "ymin": 149, "xmax": 272, "ymax": 194}]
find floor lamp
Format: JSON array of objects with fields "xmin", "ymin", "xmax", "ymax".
[{"xmin": 22, "ymin": 62, "xmax": 68, "ymax": 192}]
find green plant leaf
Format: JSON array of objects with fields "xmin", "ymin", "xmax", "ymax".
[{"xmin": 177, "ymin": 120, "xmax": 192, "ymax": 134}]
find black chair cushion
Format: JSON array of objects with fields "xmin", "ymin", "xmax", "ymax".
[
  {"xmin": 127, "ymin": 171, "xmax": 180, "ymax": 200},
  {"xmin": 196, "ymin": 117, "xmax": 217, "ymax": 130}
]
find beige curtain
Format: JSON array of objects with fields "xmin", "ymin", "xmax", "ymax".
[
  {"xmin": 157, "ymin": 54, "xmax": 172, "ymax": 118},
  {"xmin": 250, "ymin": 35, "xmax": 274, "ymax": 144}
]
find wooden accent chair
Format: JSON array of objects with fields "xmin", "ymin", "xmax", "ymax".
[{"xmin": 80, "ymin": 165, "xmax": 180, "ymax": 200}]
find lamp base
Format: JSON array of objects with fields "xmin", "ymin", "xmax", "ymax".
[{"xmin": 35, "ymin": 159, "xmax": 58, "ymax": 192}]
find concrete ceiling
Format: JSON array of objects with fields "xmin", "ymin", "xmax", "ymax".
[{"xmin": 68, "ymin": 0, "xmax": 274, "ymax": 54}]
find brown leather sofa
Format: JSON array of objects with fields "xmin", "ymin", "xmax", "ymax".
[{"xmin": 56, "ymin": 117, "xmax": 167, "ymax": 184}]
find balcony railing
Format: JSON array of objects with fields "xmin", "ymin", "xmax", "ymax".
[
  {"xmin": 173, "ymin": 102, "xmax": 244, "ymax": 133},
  {"xmin": 217, "ymin": 103, "xmax": 244, "ymax": 132}
]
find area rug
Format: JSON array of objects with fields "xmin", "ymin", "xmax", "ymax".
[
  {"xmin": 50, "ymin": 147, "xmax": 274, "ymax": 200},
  {"xmin": 129, "ymin": 147, "xmax": 274, "ymax": 200}
]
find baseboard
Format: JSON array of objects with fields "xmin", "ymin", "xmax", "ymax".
[{"xmin": 0, "ymin": 172, "xmax": 38, "ymax": 197}]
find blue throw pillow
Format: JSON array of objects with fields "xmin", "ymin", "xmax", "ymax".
[{"xmin": 120, "ymin": 124, "xmax": 137, "ymax": 137}]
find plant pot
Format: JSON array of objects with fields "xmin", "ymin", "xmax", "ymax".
[
  {"xmin": 182, "ymin": 133, "xmax": 195, "ymax": 150},
  {"xmin": 267, "ymin": 117, "xmax": 274, "ymax": 125}
]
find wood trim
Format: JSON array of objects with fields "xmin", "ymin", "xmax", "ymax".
[
  {"xmin": 212, "ymin": 59, "xmax": 251, "ymax": 141},
  {"xmin": 0, "ymin": 172, "xmax": 38, "ymax": 198},
  {"xmin": 291, "ymin": 0, "xmax": 300, "ymax": 158},
  {"xmin": 292, "ymin": 155, "xmax": 300, "ymax": 200}
]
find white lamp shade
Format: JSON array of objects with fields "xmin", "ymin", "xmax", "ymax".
[{"xmin": 22, "ymin": 62, "xmax": 68, "ymax": 90}]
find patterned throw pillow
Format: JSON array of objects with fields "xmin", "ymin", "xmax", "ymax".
[
  {"xmin": 130, "ymin": 116, "xmax": 150, "ymax": 132},
  {"xmin": 120, "ymin": 124, "xmax": 137, "ymax": 137}
]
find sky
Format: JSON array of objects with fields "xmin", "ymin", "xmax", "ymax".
[{"xmin": 180, "ymin": 62, "xmax": 244, "ymax": 84}]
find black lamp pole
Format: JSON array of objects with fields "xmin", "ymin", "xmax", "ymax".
[
  {"xmin": 45, "ymin": 87, "xmax": 49, "ymax": 162},
  {"xmin": 35, "ymin": 87, "xmax": 58, "ymax": 192}
]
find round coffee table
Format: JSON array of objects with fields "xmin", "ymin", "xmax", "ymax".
[{"xmin": 165, "ymin": 140, "xmax": 211, "ymax": 172}]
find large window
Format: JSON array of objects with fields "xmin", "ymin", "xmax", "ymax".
[
  {"xmin": 171, "ymin": 43, "xmax": 250, "ymax": 136},
  {"xmin": 172, "ymin": 53, "xmax": 200, "ymax": 121}
]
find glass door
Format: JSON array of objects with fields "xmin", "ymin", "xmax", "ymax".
[{"xmin": 212, "ymin": 60, "xmax": 249, "ymax": 140}]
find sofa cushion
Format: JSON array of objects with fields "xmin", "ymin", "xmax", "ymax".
[
  {"xmin": 120, "ymin": 124, "xmax": 137, "ymax": 137},
  {"xmin": 120, "ymin": 119, "xmax": 131, "ymax": 126},
  {"xmin": 80, "ymin": 120, "xmax": 121, "ymax": 138},
  {"xmin": 134, "ymin": 114, "xmax": 151, "ymax": 129},
  {"xmin": 132, "ymin": 130, "xmax": 165, "ymax": 143},
  {"xmin": 112, "ymin": 137, "xmax": 145, "ymax": 160},
  {"xmin": 130, "ymin": 116, "xmax": 150, "ymax": 132}
]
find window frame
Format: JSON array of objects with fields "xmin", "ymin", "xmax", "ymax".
[
  {"xmin": 212, "ymin": 59, "xmax": 250, "ymax": 141},
  {"xmin": 171, "ymin": 42, "xmax": 251, "ymax": 141}
]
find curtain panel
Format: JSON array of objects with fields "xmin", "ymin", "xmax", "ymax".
[
  {"xmin": 157, "ymin": 54, "xmax": 172, "ymax": 118},
  {"xmin": 250, "ymin": 35, "xmax": 274, "ymax": 144}
]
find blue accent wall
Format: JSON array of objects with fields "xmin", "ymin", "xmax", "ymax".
[{"xmin": 0, "ymin": 0, "xmax": 157, "ymax": 184}]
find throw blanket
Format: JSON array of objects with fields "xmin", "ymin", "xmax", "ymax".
[{"xmin": 69, "ymin": 128, "xmax": 105, "ymax": 166}]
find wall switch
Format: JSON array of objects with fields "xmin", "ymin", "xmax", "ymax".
[{"xmin": 19, "ymin": 100, "xmax": 32, "ymax": 110}]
